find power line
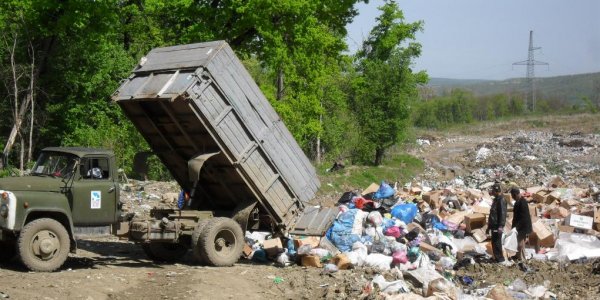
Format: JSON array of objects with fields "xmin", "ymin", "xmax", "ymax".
[{"xmin": 513, "ymin": 30, "xmax": 549, "ymax": 111}]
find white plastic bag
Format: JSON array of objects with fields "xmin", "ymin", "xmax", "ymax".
[
  {"xmin": 502, "ymin": 228, "xmax": 518, "ymax": 253},
  {"xmin": 365, "ymin": 253, "xmax": 393, "ymax": 271}
]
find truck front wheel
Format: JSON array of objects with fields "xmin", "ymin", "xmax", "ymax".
[
  {"xmin": 196, "ymin": 217, "xmax": 243, "ymax": 267},
  {"xmin": 18, "ymin": 218, "xmax": 70, "ymax": 272}
]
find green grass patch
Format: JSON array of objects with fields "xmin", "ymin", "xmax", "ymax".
[{"xmin": 317, "ymin": 153, "xmax": 424, "ymax": 196}]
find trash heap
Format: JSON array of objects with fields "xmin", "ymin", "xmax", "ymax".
[{"xmin": 242, "ymin": 176, "xmax": 600, "ymax": 299}]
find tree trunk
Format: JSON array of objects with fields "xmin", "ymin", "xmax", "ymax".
[
  {"xmin": 27, "ymin": 42, "xmax": 36, "ymax": 165},
  {"xmin": 19, "ymin": 136, "xmax": 24, "ymax": 176},
  {"xmin": 315, "ymin": 113, "xmax": 322, "ymax": 164},
  {"xmin": 276, "ymin": 68, "xmax": 284, "ymax": 100},
  {"xmin": 374, "ymin": 147, "xmax": 385, "ymax": 166}
]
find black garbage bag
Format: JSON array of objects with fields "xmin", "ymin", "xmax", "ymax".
[{"xmin": 338, "ymin": 191, "xmax": 357, "ymax": 204}]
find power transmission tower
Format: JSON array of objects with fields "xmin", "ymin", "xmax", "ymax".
[{"xmin": 513, "ymin": 30, "xmax": 548, "ymax": 111}]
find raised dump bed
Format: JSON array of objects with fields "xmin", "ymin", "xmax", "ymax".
[{"xmin": 112, "ymin": 41, "xmax": 331, "ymax": 235}]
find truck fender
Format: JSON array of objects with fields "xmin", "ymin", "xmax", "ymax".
[{"xmin": 21, "ymin": 208, "xmax": 78, "ymax": 252}]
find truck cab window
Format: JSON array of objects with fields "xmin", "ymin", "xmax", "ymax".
[
  {"xmin": 82, "ymin": 158, "xmax": 110, "ymax": 180},
  {"xmin": 32, "ymin": 152, "xmax": 77, "ymax": 178}
]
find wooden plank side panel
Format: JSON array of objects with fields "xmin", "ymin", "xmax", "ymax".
[
  {"xmin": 206, "ymin": 52, "xmax": 269, "ymax": 136},
  {"xmin": 220, "ymin": 46, "xmax": 280, "ymax": 122},
  {"xmin": 241, "ymin": 149, "xmax": 290, "ymax": 220},
  {"xmin": 219, "ymin": 46, "xmax": 318, "ymax": 194},
  {"xmin": 207, "ymin": 46, "xmax": 319, "ymax": 203}
]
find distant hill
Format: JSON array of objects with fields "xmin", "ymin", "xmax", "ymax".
[{"xmin": 427, "ymin": 72, "xmax": 600, "ymax": 104}]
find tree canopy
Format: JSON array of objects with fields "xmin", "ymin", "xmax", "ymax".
[{"xmin": 0, "ymin": 0, "xmax": 433, "ymax": 178}]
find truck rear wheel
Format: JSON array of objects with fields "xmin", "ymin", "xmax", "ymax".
[
  {"xmin": 191, "ymin": 219, "xmax": 211, "ymax": 264},
  {"xmin": 0, "ymin": 241, "xmax": 16, "ymax": 263},
  {"xmin": 141, "ymin": 242, "xmax": 187, "ymax": 262},
  {"xmin": 196, "ymin": 217, "xmax": 243, "ymax": 267},
  {"xmin": 18, "ymin": 218, "xmax": 70, "ymax": 272}
]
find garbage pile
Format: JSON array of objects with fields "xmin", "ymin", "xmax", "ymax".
[
  {"xmin": 414, "ymin": 130, "xmax": 600, "ymax": 189},
  {"xmin": 242, "ymin": 176, "xmax": 600, "ymax": 299}
]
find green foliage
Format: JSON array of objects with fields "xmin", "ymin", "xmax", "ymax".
[
  {"xmin": 582, "ymin": 96, "xmax": 599, "ymax": 113},
  {"xmin": 351, "ymin": 1, "xmax": 427, "ymax": 165},
  {"xmin": 0, "ymin": 0, "xmax": 431, "ymax": 183},
  {"xmin": 413, "ymin": 89, "xmax": 529, "ymax": 129}
]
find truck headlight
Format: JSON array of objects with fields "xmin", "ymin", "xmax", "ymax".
[
  {"xmin": 0, "ymin": 204, "xmax": 7, "ymax": 218},
  {"xmin": 1, "ymin": 191, "xmax": 8, "ymax": 201}
]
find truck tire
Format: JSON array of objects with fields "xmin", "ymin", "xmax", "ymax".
[
  {"xmin": 18, "ymin": 218, "xmax": 70, "ymax": 272},
  {"xmin": 0, "ymin": 241, "xmax": 16, "ymax": 263},
  {"xmin": 196, "ymin": 217, "xmax": 244, "ymax": 267},
  {"xmin": 141, "ymin": 242, "xmax": 187, "ymax": 262},
  {"xmin": 191, "ymin": 219, "xmax": 211, "ymax": 264}
]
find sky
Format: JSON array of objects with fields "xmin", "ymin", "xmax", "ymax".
[{"xmin": 346, "ymin": 0, "xmax": 600, "ymax": 80}]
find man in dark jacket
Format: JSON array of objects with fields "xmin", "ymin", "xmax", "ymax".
[
  {"xmin": 511, "ymin": 187, "xmax": 533, "ymax": 262},
  {"xmin": 488, "ymin": 182, "xmax": 508, "ymax": 264}
]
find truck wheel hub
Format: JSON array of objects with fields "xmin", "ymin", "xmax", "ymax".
[
  {"xmin": 40, "ymin": 239, "xmax": 56, "ymax": 254},
  {"xmin": 32, "ymin": 230, "xmax": 59, "ymax": 258}
]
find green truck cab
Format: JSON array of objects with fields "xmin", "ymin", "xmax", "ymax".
[{"xmin": 0, "ymin": 147, "xmax": 120, "ymax": 271}]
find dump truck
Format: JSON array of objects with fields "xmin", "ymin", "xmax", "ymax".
[{"xmin": 0, "ymin": 41, "xmax": 336, "ymax": 271}]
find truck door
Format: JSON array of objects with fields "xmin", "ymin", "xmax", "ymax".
[{"xmin": 70, "ymin": 156, "xmax": 118, "ymax": 226}]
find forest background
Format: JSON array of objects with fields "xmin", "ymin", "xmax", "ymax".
[{"xmin": 0, "ymin": 0, "xmax": 597, "ymax": 179}]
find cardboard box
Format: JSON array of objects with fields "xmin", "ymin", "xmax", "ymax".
[
  {"xmin": 301, "ymin": 255, "xmax": 322, "ymax": 268},
  {"xmin": 294, "ymin": 236, "xmax": 321, "ymax": 249},
  {"xmin": 332, "ymin": 253, "xmax": 352, "ymax": 270},
  {"xmin": 560, "ymin": 199, "xmax": 580, "ymax": 210},
  {"xmin": 529, "ymin": 205, "xmax": 539, "ymax": 223},
  {"xmin": 546, "ymin": 190, "xmax": 562, "ymax": 204},
  {"xmin": 411, "ymin": 186, "xmax": 422, "ymax": 195},
  {"xmin": 464, "ymin": 213, "xmax": 486, "ymax": 233},
  {"xmin": 532, "ymin": 191, "xmax": 548, "ymax": 204},
  {"xmin": 566, "ymin": 214, "xmax": 594, "ymax": 230},
  {"xmin": 549, "ymin": 207, "xmax": 569, "ymax": 219},
  {"xmin": 548, "ymin": 176, "xmax": 566, "ymax": 188},
  {"xmin": 471, "ymin": 228, "xmax": 488, "ymax": 243},
  {"xmin": 362, "ymin": 183, "xmax": 380, "ymax": 196},
  {"xmin": 419, "ymin": 242, "xmax": 444, "ymax": 256},
  {"xmin": 526, "ymin": 186, "xmax": 544, "ymax": 195},
  {"xmin": 559, "ymin": 225, "xmax": 575, "ymax": 233},
  {"xmin": 532, "ymin": 220, "xmax": 553, "ymax": 240},
  {"xmin": 262, "ymin": 238, "xmax": 283, "ymax": 256},
  {"xmin": 243, "ymin": 243, "xmax": 253, "ymax": 257},
  {"xmin": 531, "ymin": 220, "xmax": 555, "ymax": 248},
  {"xmin": 422, "ymin": 191, "xmax": 442, "ymax": 209},
  {"xmin": 472, "ymin": 205, "xmax": 490, "ymax": 215},
  {"xmin": 445, "ymin": 210, "xmax": 470, "ymax": 225}
]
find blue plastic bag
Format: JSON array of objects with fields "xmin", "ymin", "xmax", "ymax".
[
  {"xmin": 326, "ymin": 209, "xmax": 361, "ymax": 252},
  {"xmin": 391, "ymin": 203, "xmax": 418, "ymax": 224},
  {"xmin": 374, "ymin": 181, "xmax": 395, "ymax": 199}
]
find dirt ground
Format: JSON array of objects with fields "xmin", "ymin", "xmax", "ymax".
[{"xmin": 1, "ymin": 114, "xmax": 599, "ymax": 299}]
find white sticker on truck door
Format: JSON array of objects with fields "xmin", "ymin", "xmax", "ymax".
[{"xmin": 91, "ymin": 191, "xmax": 101, "ymax": 209}]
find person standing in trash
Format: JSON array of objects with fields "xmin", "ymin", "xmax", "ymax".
[
  {"xmin": 488, "ymin": 182, "xmax": 508, "ymax": 264},
  {"xmin": 511, "ymin": 187, "xmax": 532, "ymax": 263}
]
